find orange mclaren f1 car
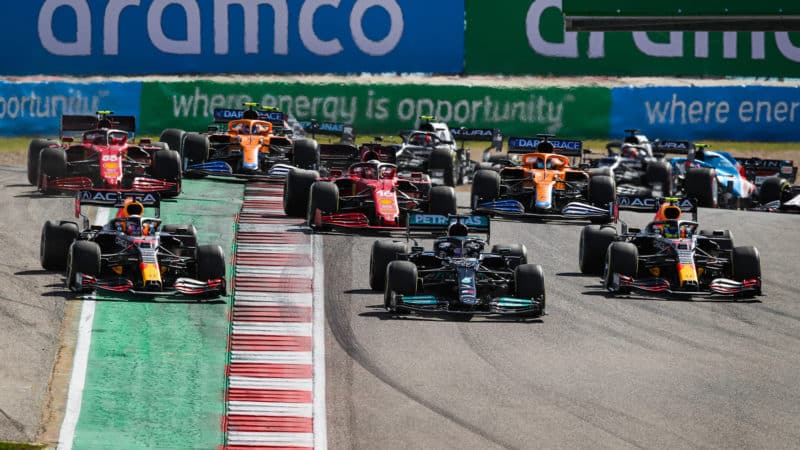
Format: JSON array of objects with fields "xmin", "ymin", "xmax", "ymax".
[{"xmin": 471, "ymin": 134, "xmax": 616, "ymax": 223}]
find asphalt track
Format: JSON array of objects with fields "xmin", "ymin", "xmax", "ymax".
[
  {"xmin": 0, "ymin": 165, "xmax": 73, "ymax": 442},
  {"xmin": 324, "ymin": 191, "xmax": 800, "ymax": 449}
]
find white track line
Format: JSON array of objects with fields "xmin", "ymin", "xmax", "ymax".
[
  {"xmin": 312, "ymin": 232, "xmax": 328, "ymax": 450},
  {"xmin": 57, "ymin": 206, "xmax": 110, "ymax": 450}
]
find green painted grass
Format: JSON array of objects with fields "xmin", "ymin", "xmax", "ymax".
[{"xmin": 0, "ymin": 443, "xmax": 45, "ymax": 450}]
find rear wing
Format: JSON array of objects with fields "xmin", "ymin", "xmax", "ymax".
[
  {"xmin": 652, "ymin": 140, "xmax": 693, "ymax": 155},
  {"xmin": 451, "ymin": 128, "xmax": 498, "ymax": 142},
  {"xmin": 508, "ymin": 136, "xmax": 583, "ymax": 157},
  {"xmin": 617, "ymin": 195, "xmax": 697, "ymax": 218},
  {"xmin": 736, "ymin": 157, "xmax": 797, "ymax": 184},
  {"xmin": 212, "ymin": 108, "xmax": 286, "ymax": 124},
  {"xmin": 60, "ymin": 115, "xmax": 136, "ymax": 138},
  {"xmin": 75, "ymin": 190, "xmax": 161, "ymax": 219},
  {"xmin": 407, "ymin": 214, "xmax": 491, "ymax": 241},
  {"xmin": 299, "ymin": 120, "xmax": 355, "ymax": 139},
  {"xmin": 319, "ymin": 143, "xmax": 360, "ymax": 172}
]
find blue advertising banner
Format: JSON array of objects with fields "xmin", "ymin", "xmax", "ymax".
[
  {"xmin": 1, "ymin": 1, "xmax": 464, "ymax": 75},
  {"xmin": 0, "ymin": 82, "xmax": 142, "ymax": 137},
  {"xmin": 611, "ymin": 86, "xmax": 800, "ymax": 142}
]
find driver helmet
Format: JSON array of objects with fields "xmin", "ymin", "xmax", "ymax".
[
  {"xmin": 621, "ymin": 145, "xmax": 639, "ymax": 158},
  {"xmin": 117, "ymin": 198, "xmax": 144, "ymax": 219},
  {"xmin": 546, "ymin": 158, "xmax": 563, "ymax": 170},
  {"xmin": 663, "ymin": 222, "xmax": 680, "ymax": 239},
  {"xmin": 448, "ymin": 221, "xmax": 469, "ymax": 237}
]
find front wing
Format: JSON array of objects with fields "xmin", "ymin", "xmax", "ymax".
[
  {"xmin": 475, "ymin": 199, "xmax": 612, "ymax": 221},
  {"xmin": 74, "ymin": 273, "xmax": 226, "ymax": 297},
  {"xmin": 390, "ymin": 294, "xmax": 544, "ymax": 317}
]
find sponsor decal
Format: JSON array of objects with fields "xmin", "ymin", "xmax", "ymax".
[
  {"xmin": 80, "ymin": 191, "xmax": 158, "ymax": 204},
  {"xmin": 509, "ymin": 137, "xmax": 582, "ymax": 150},
  {"xmin": 618, "ymin": 196, "xmax": 695, "ymax": 210},
  {"xmin": 409, "ymin": 214, "xmax": 489, "ymax": 227}
]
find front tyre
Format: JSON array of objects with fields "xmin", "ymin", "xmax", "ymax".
[
  {"xmin": 67, "ymin": 241, "xmax": 101, "ymax": 293},
  {"xmin": 384, "ymin": 261, "xmax": 417, "ymax": 313},
  {"xmin": 515, "ymin": 263, "xmax": 546, "ymax": 315},
  {"xmin": 603, "ymin": 242, "xmax": 638, "ymax": 295}
]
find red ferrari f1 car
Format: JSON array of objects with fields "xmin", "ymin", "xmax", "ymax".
[
  {"xmin": 28, "ymin": 112, "xmax": 181, "ymax": 196},
  {"xmin": 282, "ymin": 158, "xmax": 458, "ymax": 231}
]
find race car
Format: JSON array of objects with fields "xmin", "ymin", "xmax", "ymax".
[
  {"xmin": 282, "ymin": 158, "xmax": 457, "ymax": 231},
  {"xmin": 669, "ymin": 143, "xmax": 758, "ymax": 208},
  {"xmin": 736, "ymin": 156, "xmax": 797, "ymax": 187},
  {"xmin": 392, "ymin": 116, "xmax": 478, "ymax": 186},
  {"xmin": 587, "ymin": 129, "xmax": 675, "ymax": 200},
  {"xmin": 39, "ymin": 190, "xmax": 226, "ymax": 298},
  {"xmin": 28, "ymin": 111, "xmax": 181, "ymax": 196},
  {"xmin": 751, "ymin": 175, "xmax": 800, "ymax": 212},
  {"xmin": 159, "ymin": 104, "xmax": 320, "ymax": 180},
  {"xmin": 471, "ymin": 134, "xmax": 616, "ymax": 223},
  {"xmin": 578, "ymin": 197, "xmax": 761, "ymax": 298},
  {"xmin": 369, "ymin": 214, "xmax": 545, "ymax": 320}
]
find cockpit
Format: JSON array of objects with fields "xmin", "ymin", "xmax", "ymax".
[
  {"xmin": 83, "ymin": 130, "xmax": 128, "ymax": 147},
  {"xmin": 349, "ymin": 162, "xmax": 397, "ymax": 180},
  {"xmin": 435, "ymin": 237, "xmax": 485, "ymax": 259},
  {"xmin": 521, "ymin": 153, "xmax": 569, "ymax": 170},
  {"xmin": 645, "ymin": 220, "xmax": 698, "ymax": 239}
]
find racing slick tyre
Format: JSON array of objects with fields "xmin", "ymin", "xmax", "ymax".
[
  {"xmin": 40, "ymin": 146, "xmax": 67, "ymax": 181},
  {"xmin": 28, "ymin": 138, "xmax": 58, "ymax": 185},
  {"xmin": 732, "ymin": 246, "xmax": 761, "ymax": 297},
  {"xmin": 307, "ymin": 181, "xmax": 339, "ymax": 228},
  {"xmin": 579, "ymin": 225, "xmax": 617, "ymax": 275},
  {"xmin": 67, "ymin": 241, "xmax": 101, "ymax": 293},
  {"xmin": 385, "ymin": 260, "xmax": 417, "ymax": 313},
  {"xmin": 159, "ymin": 128, "xmax": 186, "ymax": 154},
  {"xmin": 699, "ymin": 229, "xmax": 734, "ymax": 251},
  {"xmin": 369, "ymin": 240, "xmax": 409, "ymax": 291},
  {"xmin": 588, "ymin": 174, "xmax": 616, "ymax": 223},
  {"xmin": 604, "ymin": 242, "xmax": 638, "ymax": 295},
  {"xmin": 645, "ymin": 161, "xmax": 673, "ymax": 196},
  {"xmin": 152, "ymin": 149, "xmax": 183, "ymax": 197},
  {"xmin": 515, "ymin": 263, "xmax": 546, "ymax": 315},
  {"xmin": 428, "ymin": 186, "xmax": 457, "ymax": 216},
  {"xmin": 685, "ymin": 167, "xmax": 717, "ymax": 208},
  {"xmin": 150, "ymin": 141, "xmax": 170, "ymax": 151},
  {"xmin": 491, "ymin": 244, "xmax": 528, "ymax": 266},
  {"xmin": 162, "ymin": 224, "xmax": 198, "ymax": 255},
  {"xmin": 196, "ymin": 244, "xmax": 226, "ymax": 281},
  {"xmin": 183, "ymin": 133, "xmax": 210, "ymax": 166},
  {"xmin": 588, "ymin": 167, "xmax": 613, "ymax": 178},
  {"xmin": 283, "ymin": 169, "xmax": 319, "ymax": 217},
  {"xmin": 759, "ymin": 176, "xmax": 790, "ymax": 205},
  {"xmin": 471, "ymin": 169, "xmax": 501, "ymax": 209},
  {"xmin": 430, "ymin": 147, "xmax": 457, "ymax": 187},
  {"xmin": 40, "ymin": 221, "xmax": 79, "ymax": 271},
  {"xmin": 292, "ymin": 138, "xmax": 321, "ymax": 170}
]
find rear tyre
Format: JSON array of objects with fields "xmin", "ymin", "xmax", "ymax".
[
  {"xmin": 588, "ymin": 175, "xmax": 615, "ymax": 224},
  {"xmin": 759, "ymin": 176, "xmax": 790, "ymax": 205},
  {"xmin": 183, "ymin": 133, "xmax": 210, "ymax": 165},
  {"xmin": 67, "ymin": 241, "xmax": 101, "ymax": 293},
  {"xmin": 471, "ymin": 169, "xmax": 501, "ymax": 209},
  {"xmin": 515, "ymin": 263, "xmax": 546, "ymax": 314},
  {"xmin": 152, "ymin": 149, "xmax": 183, "ymax": 197},
  {"xmin": 491, "ymin": 244, "xmax": 528, "ymax": 266},
  {"xmin": 369, "ymin": 240, "xmax": 409, "ymax": 291},
  {"xmin": 283, "ymin": 169, "xmax": 319, "ymax": 217},
  {"xmin": 28, "ymin": 139, "xmax": 58, "ymax": 185},
  {"xmin": 604, "ymin": 242, "xmax": 638, "ymax": 295},
  {"xmin": 385, "ymin": 261, "xmax": 417, "ymax": 312},
  {"xmin": 699, "ymin": 229, "xmax": 734, "ymax": 250},
  {"xmin": 732, "ymin": 246, "xmax": 761, "ymax": 297},
  {"xmin": 685, "ymin": 168, "xmax": 717, "ymax": 208},
  {"xmin": 292, "ymin": 138, "xmax": 321, "ymax": 169},
  {"xmin": 579, "ymin": 225, "xmax": 617, "ymax": 275},
  {"xmin": 430, "ymin": 147, "xmax": 456, "ymax": 187},
  {"xmin": 162, "ymin": 224, "xmax": 198, "ymax": 252},
  {"xmin": 159, "ymin": 128, "xmax": 186, "ymax": 154},
  {"xmin": 428, "ymin": 186, "xmax": 457, "ymax": 216},
  {"xmin": 645, "ymin": 161, "xmax": 673, "ymax": 196},
  {"xmin": 40, "ymin": 221, "xmax": 79, "ymax": 271},
  {"xmin": 307, "ymin": 181, "xmax": 339, "ymax": 227}
]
